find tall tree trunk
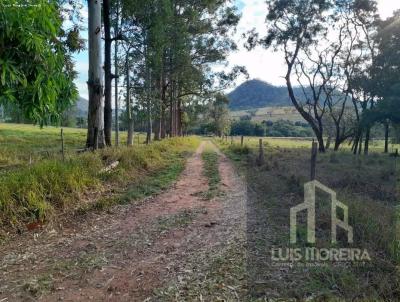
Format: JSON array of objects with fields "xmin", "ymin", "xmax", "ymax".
[
  {"xmin": 160, "ymin": 82, "xmax": 166, "ymax": 139},
  {"xmin": 103, "ymin": 0, "xmax": 112, "ymax": 146},
  {"xmin": 87, "ymin": 0, "xmax": 105, "ymax": 149},
  {"xmin": 358, "ymin": 133, "xmax": 363, "ymax": 155},
  {"xmin": 114, "ymin": 1, "xmax": 119, "ymax": 146},
  {"xmin": 169, "ymin": 81, "xmax": 175, "ymax": 137},
  {"xmin": 126, "ymin": 57, "xmax": 133, "ymax": 146},
  {"xmin": 352, "ymin": 130, "xmax": 360, "ymax": 155},
  {"xmin": 177, "ymin": 98, "xmax": 182, "ymax": 136},
  {"xmin": 384, "ymin": 120, "xmax": 389, "ymax": 153},
  {"xmin": 161, "ymin": 107, "xmax": 166, "ymax": 139},
  {"xmin": 146, "ymin": 70, "xmax": 152, "ymax": 144},
  {"xmin": 364, "ymin": 127, "xmax": 370, "ymax": 155},
  {"xmin": 325, "ymin": 135, "xmax": 331, "ymax": 150},
  {"xmin": 316, "ymin": 133, "xmax": 325, "ymax": 153},
  {"xmin": 333, "ymin": 123, "xmax": 341, "ymax": 151}
]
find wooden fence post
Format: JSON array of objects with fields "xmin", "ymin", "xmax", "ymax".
[
  {"xmin": 241, "ymin": 135, "xmax": 244, "ymax": 147},
  {"xmin": 61, "ymin": 128, "xmax": 65, "ymax": 162},
  {"xmin": 257, "ymin": 138, "xmax": 265, "ymax": 166},
  {"xmin": 231, "ymin": 136, "xmax": 233, "ymax": 145},
  {"xmin": 311, "ymin": 140, "xmax": 318, "ymax": 180}
]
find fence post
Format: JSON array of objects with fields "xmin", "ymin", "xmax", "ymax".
[
  {"xmin": 231, "ymin": 136, "xmax": 233, "ymax": 145},
  {"xmin": 311, "ymin": 140, "xmax": 318, "ymax": 180},
  {"xmin": 61, "ymin": 128, "xmax": 65, "ymax": 162},
  {"xmin": 241, "ymin": 135, "xmax": 244, "ymax": 147},
  {"xmin": 257, "ymin": 138, "xmax": 264, "ymax": 166}
]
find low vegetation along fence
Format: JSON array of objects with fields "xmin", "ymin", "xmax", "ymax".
[{"xmin": 0, "ymin": 134, "xmax": 199, "ymax": 233}]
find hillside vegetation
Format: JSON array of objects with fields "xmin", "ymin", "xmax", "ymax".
[
  {"xmin": 230, "ymin": 106, "xmax": 303, "ymax": 123},
  {"xmin": 227, "ymin": 79, "xmax": 293, "ymax": 110}
]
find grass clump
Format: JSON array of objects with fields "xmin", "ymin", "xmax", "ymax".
[
  {"xmin": 157, "ymin": 209, "xmax": 199, "ymax": 232},
  {"xmin": 201, "ymin": 148, "xmax": 221, "ymax": 199},
  {"xmin": 154, "ymin": 240, "xmax": 247, "ymax": 301},
  {"xmin": 0, "ymin": 136, "xmax": 199, "ymax": 230}
]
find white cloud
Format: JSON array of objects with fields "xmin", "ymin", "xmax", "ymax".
[
  {"xmin": 377, "ymin": 0, "xmax": 400, "ymax": 19},
  {"xmin": 75, "ymin": 79, "xmax": 88, "ymax": 100},
  {"xmin": 226, "ymin": 0, "xmax": 400, "ymax": 91}
]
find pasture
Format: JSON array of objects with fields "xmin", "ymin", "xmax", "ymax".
[
  {"xmin": 0, "ymin": 123, "xmax": 148, "ymax": 167},
  {"xmin": 230, "ymin": 106, "xmax": 304, "ymax": 122},
  {"xmin": 216, "ymin": 137, "xmax": 400, "ymax": 300}
]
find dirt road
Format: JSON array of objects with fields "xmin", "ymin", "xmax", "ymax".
[{"xmin": 0, "ymin": 141, "xmax": 247, "ymax": 301}]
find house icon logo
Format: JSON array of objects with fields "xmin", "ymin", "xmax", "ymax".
[{"xmin": 290, "ymin": 180, "xmax": 353, "ymax": 244}]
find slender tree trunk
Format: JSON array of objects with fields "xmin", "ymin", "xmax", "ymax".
[
  {"xmin": 169, "ymin": 81, "xmax": 175, "ymax": 137},
  {"xmin": 364, "ymin": 127, "xmax": 370, "ymax": 155},
  {"xmin": 126, "ymin": 56, "xmax": 133, "ymax": 146},
  {"xmin": 161, "ymin": 108, "xmax": 166, "ymax": 139},
  {"xmin": 177, "ymin": 98, "xmax": 182, "ymax": 136},
  {"xmin": 358, "ymin": 132, "xmax": 363, "ymax": 155},
  {"xmin": 154, "ymin": 79, "xmax": 161, "ymax": 141},
  {"xmin": 146, "ymin": 69, "xmax": 152, "ymax": 144},
  {"xmin": 87, "ymin": 0, "xmax": 105, "ymax": 149},
  {"xmin": 325, "ymin": 135, "xmax": 331, "ymax": 150},
  {"xmin": 103, "ymin": 0, "xmax": 112, "ymax": 146},
  {"xmin": 154, "ymin": 119, "xmax": 160, "ymax": 140},
  {"xmin": 384, "ymin": 121, "xmax": 389, "ymax": 153},
  {"xmin": 352, "ymin": 130, "xmax": 360, "ymax": 155},
  {"xmin": 160, "ymin": 83, "xmax": 166, "ymax": 139},
  {"xmin": 114, "ymin": 2, "xmax": 119, "ymax": 146},
  {"xmin": 316, "ymin": 134, "xmax": 325, "ymax": 153}
]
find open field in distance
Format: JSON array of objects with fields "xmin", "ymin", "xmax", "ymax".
[
  {"xmin": 230, "ymin": 106, "xmax": 304, "ymax": 122},
  {"xmin": 0, "ymin": 123, "xmax": 148, "ymax": 167}
]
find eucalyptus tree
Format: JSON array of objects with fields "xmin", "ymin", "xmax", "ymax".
[
  {"xmin": 87, "ymin": 0, "xmax": 105, "ymax": 148},
  {"xmin": 116, "ymin": 0, "xmax": 243, "ymax": 142}
]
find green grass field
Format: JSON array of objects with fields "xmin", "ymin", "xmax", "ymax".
[
  {"xmin": 229, "ymin": 135, "xmax": 400, "ymax": 153},
  {"xmin": 216, "ymin": 137, "xmax": 400, "ymax": 300},
  {"xmin": 0, "ymin": 123, "xmax": 148, "ymax": 167}
]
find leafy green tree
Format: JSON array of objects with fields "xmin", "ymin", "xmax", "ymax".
[
  {"xmin": 0, "ymin": 0, "xmax": 78, "ymax": 125},
  {"xmin": 208, "ymin": 93, "xmax": 231, "ymax": 137}
]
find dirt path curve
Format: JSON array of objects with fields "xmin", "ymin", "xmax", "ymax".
[{"xmin": 0, "ymin": 140, "xmax": 246, "ymax": 301}]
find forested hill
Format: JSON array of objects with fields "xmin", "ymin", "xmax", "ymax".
[{"xmin": 227, "ymin": 79, "xmax": 299, "ymax": 110}]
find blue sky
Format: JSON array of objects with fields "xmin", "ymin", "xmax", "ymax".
[{"xmin": 72, "ymin": 0, "xmax": 400, "ymax": 100}]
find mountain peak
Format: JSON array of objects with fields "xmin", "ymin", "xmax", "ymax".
[{"xmin": 227, "ymin": 79, "xmax": 292, "ymax": 110}]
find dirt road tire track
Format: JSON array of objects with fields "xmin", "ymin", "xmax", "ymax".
[{"xmin": 0, "ymin": 140, "xmax": 247, "ymax": 301}]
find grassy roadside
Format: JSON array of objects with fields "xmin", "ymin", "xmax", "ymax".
[
  {"xmin": 215, "ymin": 138, "xmax": 400, "ymax": 301},
  {"xmin": 201, "ymin": 145, "xmax": 221, "ymax": 200},
  {"xmin": 0, "ymin": 136, "xmax": 200, "ymax": 232}
]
